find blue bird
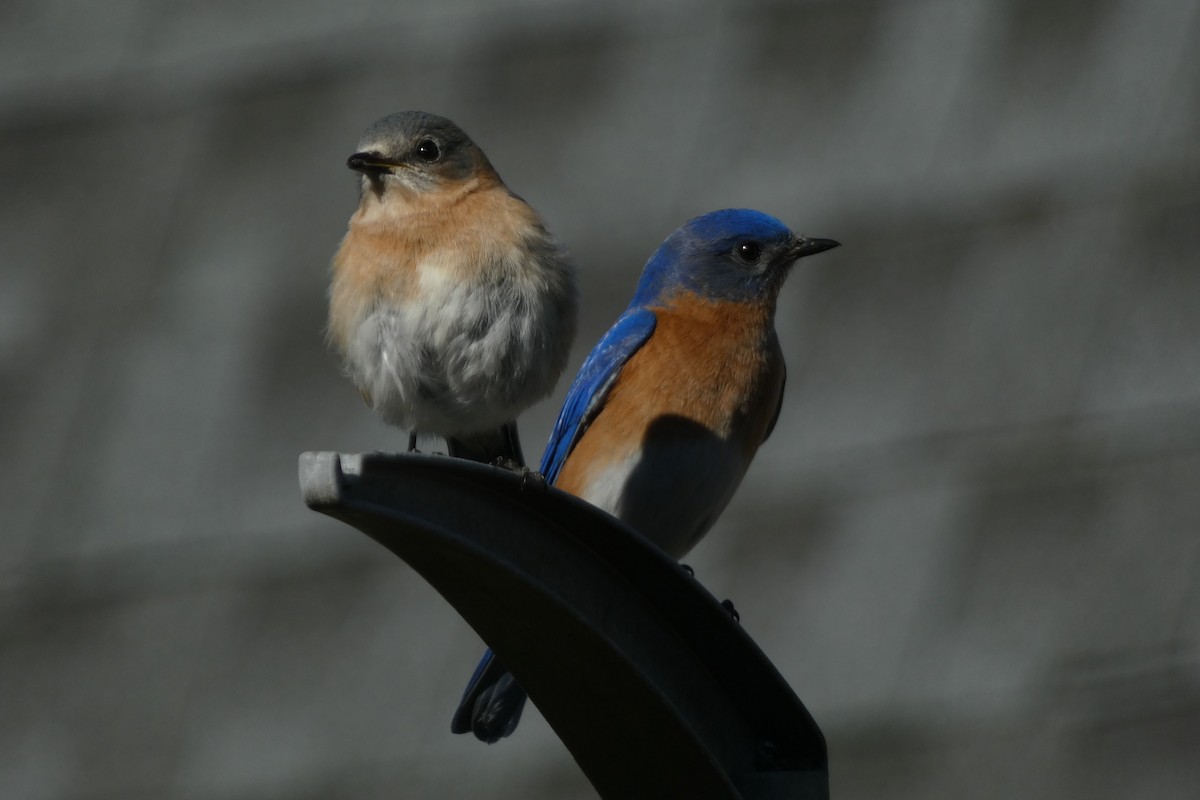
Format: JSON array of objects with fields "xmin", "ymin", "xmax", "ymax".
[{"xmin": 451, "ymin": 209, "xmax": 839, "ymax": 742}]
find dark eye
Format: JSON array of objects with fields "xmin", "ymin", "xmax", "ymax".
[
  {"xmin": 734, "ymin": 241, "xmax": 762, "ymax": 264},
  {"xmin": 415, "ymin": 138, "xmax": 441, "ymax": 162}
]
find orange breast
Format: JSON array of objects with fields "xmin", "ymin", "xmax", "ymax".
[
  {"xmin": 327, "ymin": 173, "xmax": 540, "ymax": 355},
  {"xmin": 555, "ymin": 296, "xmax": 785, "ymax": 499}
]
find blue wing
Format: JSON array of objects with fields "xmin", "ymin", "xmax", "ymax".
[
  {"xmin": 452, "ymin": 309, "xmax": 656, "ymax": 742},
  {"xmin": 450, "ymin": 648, "xmax": 527, "ymax": 742},
  {"xmin": 539, "ymin": 307, "xmax": 657, "ymax": 483}
]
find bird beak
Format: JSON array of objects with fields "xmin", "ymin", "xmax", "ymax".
[
  {"xmin": 791, "ymin": 237, "xmax": 840, "ymax": 259},
  {"xmin": 347, "ymin": 152, "xmax": 400, "ymax": 175}
]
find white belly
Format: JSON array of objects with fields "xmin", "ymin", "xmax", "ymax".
[
  {"xmin": 344, "ymin": 259, "xmax": 574, "ymax": 436},
  {"xmin": 579, "ymin": 433, "xmax": 750, "ymax": 559}
]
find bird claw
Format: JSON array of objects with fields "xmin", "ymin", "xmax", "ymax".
[
  {"xmin": 720, "ymin": 598, "xmax": 740, "ymax": 623},
  {"xmin": 680, "ymin": 563, "xmax": 695, "ymax": 577},
  {"xmin": 487, "ymin": 459, "xmax": 548, "ymax": 490},
  {"xmin": 518, "ymin": 467, "xmax": 547, "ymax": 491}
]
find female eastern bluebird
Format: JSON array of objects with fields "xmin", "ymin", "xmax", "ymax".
[
  {"xmin": 328, "ymin": 111, "xmax": 578, "ymax": 464},
  {"xmin": 452, "ymin": 208, "xmax": 839, "ymax": 742}
]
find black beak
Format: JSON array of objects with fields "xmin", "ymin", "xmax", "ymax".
[
  {"xmin": 347, "ymin": 152, "xmax": 395, "ymax": 175},
  {"xmin": 792, "ymin": 237, "xmax": 840, "ymax": 259}
]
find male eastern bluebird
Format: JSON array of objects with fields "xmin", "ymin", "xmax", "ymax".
[
  {"xmin": 328, "ymin": 111, "xmax": 578, "ymax": 464},
  {"xmin": 451, "ymin": 208, "xmax": 839, "ymax": 742}
]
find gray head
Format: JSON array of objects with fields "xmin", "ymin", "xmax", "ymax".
[{"xmin": 347, "ymin": 111, "xmax": 492, "ymax": 192}]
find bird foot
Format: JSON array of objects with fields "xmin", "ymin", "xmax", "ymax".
[
  {"xmin": 518, "ymin": 467, "xmax": 548, "ymax": 491},
  {"xmin": 680, "ymin": 563, "xmax": 695, "ymax": 577},
  {"xmin": 720, "ymin": 599, "xmax": 740, "ymax": 623}
]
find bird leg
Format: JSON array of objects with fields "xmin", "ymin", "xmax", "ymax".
[{"xmin": 447, "ymin": 421, "xmax": 527, "ymax": 470}]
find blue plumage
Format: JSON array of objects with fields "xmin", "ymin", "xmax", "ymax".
[
  {"xmin": 539, "ymin": 308, "xmax": 657, "ymax": 482},
  {"xmin": 631, "ymin": 209, "xmax": 798, "ymax": 305},
  {"xmin": 452, "ymin": 208, "xmax": 839, "ymax": 743},
  {"xmin": 453, "ymin": 309, "xmax": 656, "ymax": 744}
]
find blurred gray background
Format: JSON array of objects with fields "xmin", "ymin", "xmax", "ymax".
[{"xmin": 2, "ymin": 0, "xmax": 1199, "ymax": 798}]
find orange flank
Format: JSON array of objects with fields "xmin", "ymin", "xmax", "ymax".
[{"xmin": 555, "ymin": 295, "xmax": 785, "ymax": 499}]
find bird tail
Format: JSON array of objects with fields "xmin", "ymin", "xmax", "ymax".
[
  {"xmin": 445, "ymin": 421, "xmax": 525, "ymax": 466},
  {"xmin": 451, "ymin": 648, "xmax": 528, "ymax": 743}
]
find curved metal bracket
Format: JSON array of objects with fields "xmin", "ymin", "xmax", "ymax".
[{"xmin": 299, "ymin": 451, "xmax": 828, "ymax": 800}]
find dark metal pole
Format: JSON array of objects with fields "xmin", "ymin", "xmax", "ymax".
[{"xmin": 300, "ymin": 451, "xmax": 828, "ymax": 800}]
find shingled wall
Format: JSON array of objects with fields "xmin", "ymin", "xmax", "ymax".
[{"xmin": 2, "ymin": 1, "xmax": 1198, "ymax": 797}]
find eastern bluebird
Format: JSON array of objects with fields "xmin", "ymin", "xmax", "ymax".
[
  {"xmin": 329, "ymin": 111, "xmax": 578, "ymax": 464},
  {"xmin": 452, "ymin": 208, "xmax": 839, "ymax": 742}
]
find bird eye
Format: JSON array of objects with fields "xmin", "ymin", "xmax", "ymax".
[
  {"xmin": 415, "ymin": 138, "xmax": 441, "ymax": 162},
  {"xmin": 734, "ymin": 241, "xmax": 762, "ymax": 264}
]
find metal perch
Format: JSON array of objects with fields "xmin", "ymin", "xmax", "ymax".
[{"xmin": 299, "ymin": 451, "xmax": 828, "ymax": 800}]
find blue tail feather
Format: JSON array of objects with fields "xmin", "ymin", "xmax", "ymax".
[{"xmin": 451, "ymin": 648, "xmax": 528, "ymax": 743}]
